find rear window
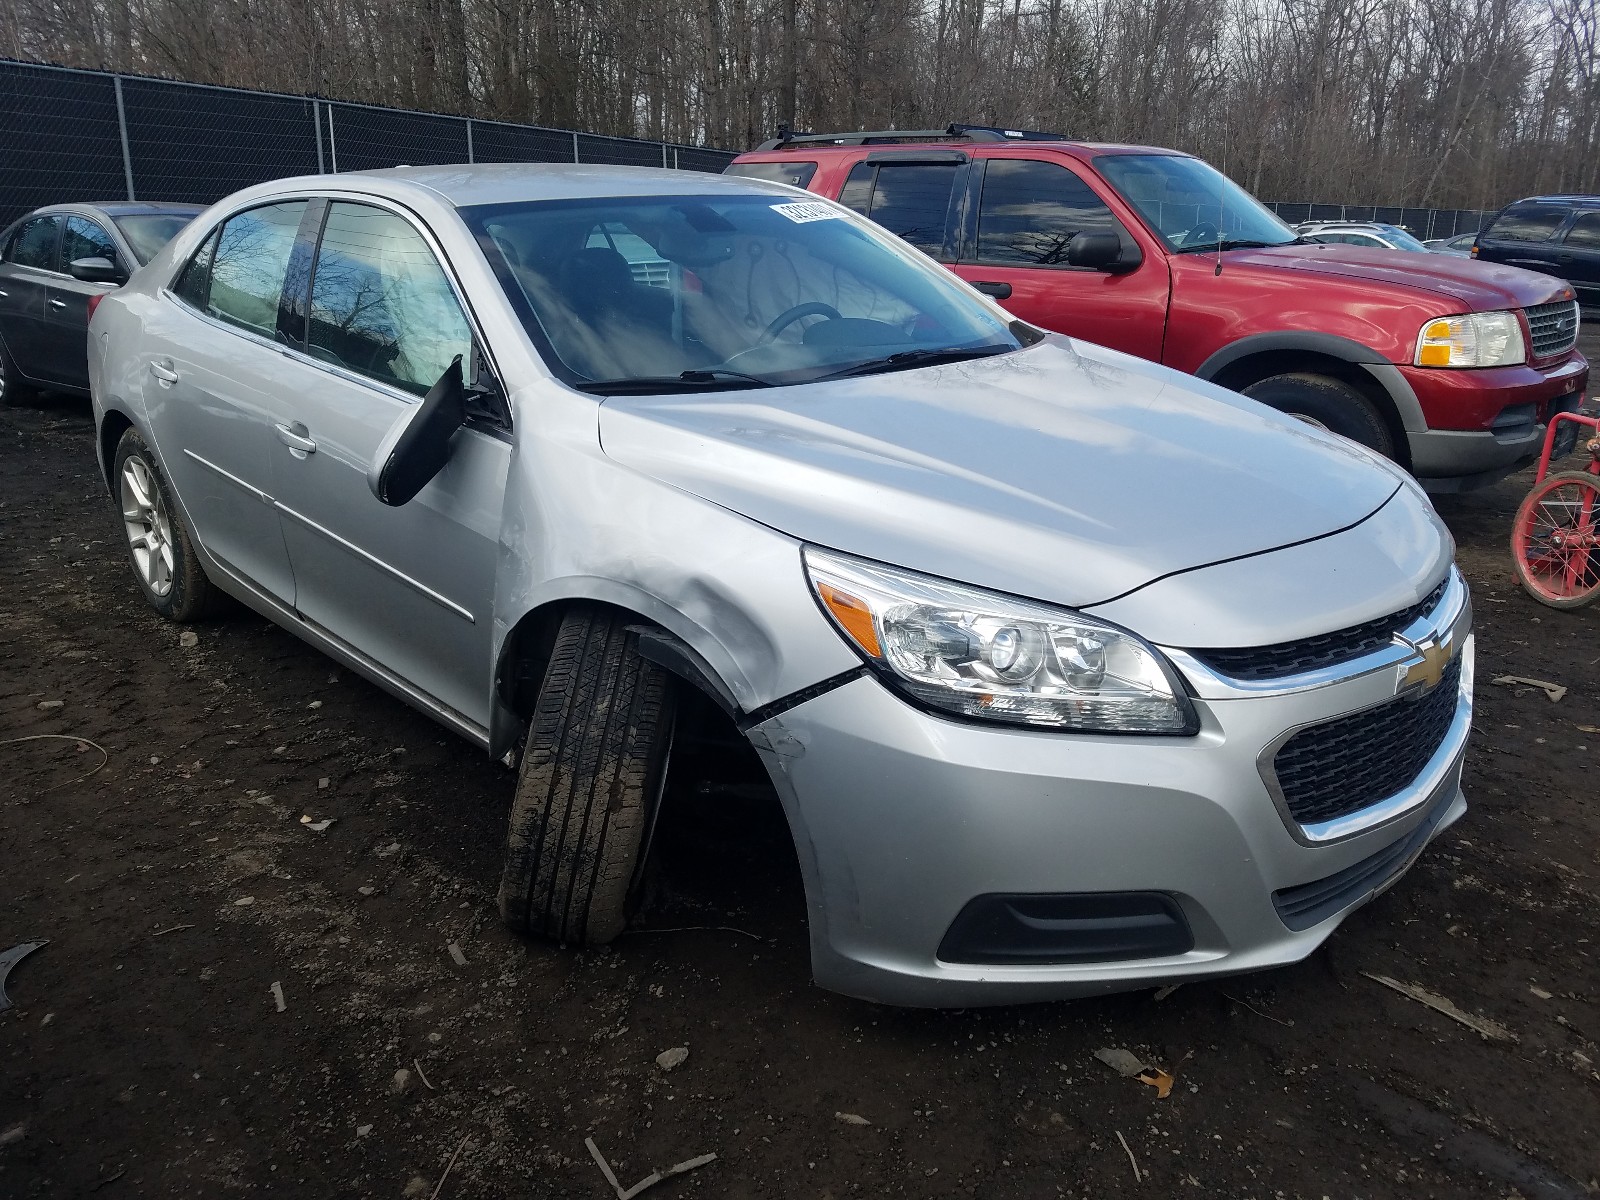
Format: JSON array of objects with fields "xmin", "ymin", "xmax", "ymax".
[
  {"xmin": 838, "ymin": 162, "xmax": 958, "ymax": 258},
  {"xmin": 1486, "ymin": 204, "xmax": 1567, "ymax": 243},
  {"xmin": 114, "ymin": 213, "xmax": 196, "ymax": 264},
  {"xmin": 724, "ymin": 161, "xmax": 818, "ymax": 190},
  {"xmin": 191, "ymin": 201, "xmax": 308, "ymax": 340},
  {"xmin": 5, "ymin": 216, "xmax": 59, "ymax": 270}
]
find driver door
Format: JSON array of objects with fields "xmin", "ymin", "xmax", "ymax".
[
  {"xmin": 265, "ymin": 200, "xmax": 508, "ymax": 730},
  {"xmin": 949, "ymin": 156, "xmax": 1169, "ymax": 360}
]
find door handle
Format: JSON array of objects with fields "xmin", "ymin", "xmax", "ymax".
[
  {"xmin": 48, "ymin": 297, "xmax": 67, "ymax": 309},
  {"xmin": 149, "ymin": 360, "xmax": 179, "ymax": 383},
  {"xmin": 971, "ymin": 281, "xmax": 1013, "ymax": 299},
  {"xmin": 0, "ymin": 288, "xmax": 9, "ymax": 297},
  {"xmin": 274, "ymin": 422, "xmax": 317, "ymax": 455}
]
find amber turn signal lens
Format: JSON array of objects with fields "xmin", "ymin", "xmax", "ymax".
[{"xmin": 817, "ymin": 582, "xmax": 882, "ymax": 658}]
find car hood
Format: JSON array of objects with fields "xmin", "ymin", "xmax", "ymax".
[
  {"xmin": 597, "ymin": 338, "xmax": 1402, "ymax": 609},
  {"xmin": 1225, "ymin": 244, "xmax": 1575, "ymax": 311}
]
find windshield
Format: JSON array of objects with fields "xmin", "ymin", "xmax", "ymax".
[
  {"xmin": 1096, "ymin": 154, "xmax": 1297, "ymax": 253},
  {"xmin": 461, "ymin": 194, "xmax": 1021, "ymax": 391},
  {"xmin": 113, "ymin": 213, "xmax": 197, "ymax": 264},
  {"xmin": 1378, "ymin": 225, "xmax": 1429, "ymax": 252}
]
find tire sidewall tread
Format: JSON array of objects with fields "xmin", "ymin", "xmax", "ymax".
[{"xmin": 500, "ymin": 606, "xmax": 675, "ymax": 945}]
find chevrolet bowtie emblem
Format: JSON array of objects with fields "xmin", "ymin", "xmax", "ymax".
[{"xmin": 1396, "ymin": 632, "xmax": 1454, "ymax": 694}]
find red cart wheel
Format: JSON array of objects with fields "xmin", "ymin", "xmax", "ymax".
[{"xmin": 1511, "ymin": 470, "xmax": 1600, "ymax": 608}]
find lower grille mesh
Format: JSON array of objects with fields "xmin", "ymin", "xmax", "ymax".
[{"xmin": 1273, "ymin": 655, "xmax": 1462, "ymax": 826}]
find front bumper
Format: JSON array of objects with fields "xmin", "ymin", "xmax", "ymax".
[
  {"xmin": 748, "ymin": 605, "xmax": 1473, "ymax": 1008},
  {"xmin": 1401, "ymin": 353, "xmax": 1587, "ymax": 489}
]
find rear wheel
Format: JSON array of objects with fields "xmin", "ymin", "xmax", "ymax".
[
  {"xmin": 1241, "ymin": 372, "xmax": 1396, "ymax": 457},
  {"xmin": 0, "ymin": 336, "xmax": 38, "ymax": 408},
  {"xmin": 113, "ymin": 428, "xmax": 223, "ymax": 622},
  {"xmin": 499, "ymin": 606, "xmax": 677, "ymax": 945},
  {"xmin": 1511, "ymin": 470, "xmax": 1600, "ymax": 608}
]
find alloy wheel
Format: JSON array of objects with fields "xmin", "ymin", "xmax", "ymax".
[{"xmin": 120, "ymin": 456, "xmax": 176, "ymax": 597}]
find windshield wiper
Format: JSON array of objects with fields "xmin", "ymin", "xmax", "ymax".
[
  {"xmin": 1173, "ymin": 238, "xmax": 1287, "ymax": 254},
  {"xmin": 810, "ymin": 344, "xmax": 1013, "ymax": 383},
  {"xmin": 576, "ymin": 368, "xmax": 776, "ymax": 396}
]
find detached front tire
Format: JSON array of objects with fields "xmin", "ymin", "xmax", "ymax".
[
  {"xmin": 113, "ymin": 427, "xmax": 222, "ymax": 622},
  {"xmin": 1242, "ymin": 372, "xmax": 1396, "ymax": 458},
  {"xmin": 499, "ymin": 606, "xmax": 676, "ymax": 945}
]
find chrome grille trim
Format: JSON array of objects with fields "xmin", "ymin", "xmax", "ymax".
[{"xmin": 1524, "ymin": 300, "xmax": 1580, "ymax": 359}]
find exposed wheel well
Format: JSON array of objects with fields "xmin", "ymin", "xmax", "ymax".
[
  {"xmin": 98, "ymin": 409, "xmax": 133, "ymax": 492},
  {"xmin": 493, "ymin": 598, "xmax": 783, "ymax": 891},
  {"xmin": 494, "ymin": 598, "xmax": 744, "ymax": 750},
  {"xmin": 1208, "ymin": 349, "xmax": 1411, "ymax": 468}
]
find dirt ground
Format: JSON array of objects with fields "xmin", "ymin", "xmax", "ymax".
[{"xmin": 2, "ymin": 350, "xmax": 1599, "ymax": 1200}]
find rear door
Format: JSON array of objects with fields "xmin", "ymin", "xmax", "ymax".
[
  {"xmin": 1554, "ymin": 210, "xmax": 1600, "ymax": 307},
  {"xmin": 949, "ymin": 155, "xmax": 1168, "ymax": 359},
  {"xmin": 0, "ymin": 215, "xmax": 63, "ymax": 380},
  {"xmin": 45, "ymin": 214, "xmax": 127, "ymax": 390},
  {"xmin": 141, "ymin": 200, "xmax": 311, "ymax": 606},
  {"xmin": 265, "ymin": 199, "xmax": 507, "ymax": 729},
  {"xmin": 1477, "ymin": 202, "xmax": 1571, "ymax": 277}
]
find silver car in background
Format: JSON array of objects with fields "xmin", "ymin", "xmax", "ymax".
[{"xmin": 89, "ymin": 165, "xmax": 1473, "ymax": 1007}]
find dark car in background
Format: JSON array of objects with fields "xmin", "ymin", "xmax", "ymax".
[
  {"xmin": 0, "ymin": 201, "xmax": 203, "ymax": 404},
  {"xmin": 1473, "ymin": 195, "xmax": 1600, "ymax": 312},
  {"xmin": 1426, "ymin": 232, "xmax": 1479, "ymax": 258}
]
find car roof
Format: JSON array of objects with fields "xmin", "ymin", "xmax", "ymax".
[
  {"xmin": 31, "ymin": 201, "xmax": 207, "ymax": 217},
  {"xmin": 1517, "ymin": 195, "xmax": 1600, "ymax": 207},
  {"xmin": 350, "ymin": 163, "xmax": 795, "ymax": 207}
]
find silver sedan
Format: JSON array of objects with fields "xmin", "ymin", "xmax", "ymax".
[{"xmin": 89, "ymin": 165, "xmax": 1472, "ymax": 1006}]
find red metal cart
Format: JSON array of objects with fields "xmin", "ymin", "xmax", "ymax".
[{"xmin": 1510, "ymin": 411, "xmax": 1600, "ymax": 608}]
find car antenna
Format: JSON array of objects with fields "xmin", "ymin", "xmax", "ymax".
[{"xmin": 1215, "ymin": 188, "xmax": 1225, "ymax": 276}]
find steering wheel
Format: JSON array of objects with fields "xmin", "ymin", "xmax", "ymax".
[
  {"xmin": 759, "ymin": 302, "xmax": 842, "ymax": 344},
  {"xmin": 1179, "ymin": 221, "xmax": 1221, "ymax": 249}
]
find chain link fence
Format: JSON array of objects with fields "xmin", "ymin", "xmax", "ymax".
[
  {"xmin": 0, "ymin": 58, "xmax": 737, "ymax": 229},
  {"xmin": 1263, "ymin": 202, "xmax": 1499, "ymax": 240},
  {"xmin": 1, "ymin": 61, "xmax": 1504, "ymax": 240}
]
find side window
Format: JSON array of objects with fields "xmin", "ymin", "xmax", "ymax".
[
  {"xmin": 864, "ymin": 163, "xmax": 958, "ymax": 257},
  {"xmin": 6, "ymin": 216, "xmax": 60, "ymax": 270},
  {"xmin": 724, "ymin": 161, "xmax": 818, "ymax": 189},
  {"xmin": 839, "ymin": 162, "xmax": 875, "ymax": 214},
  {"xmin": 206, "ymin": 202, "xmax": 309, "ymax": 339},
  {"xmin": 62, "ymin": 216, "xmax": 119, "ymax": 269},
  {"xmin": 308, "ymin": 202, "xmax": 472, "ymax": 396},
  {"xmin": 1562, "ymin": 211, "xmax": 1600, "ymax": 251},
  {"xmin": 172, "ymin": 227, "xmax": 220, "ymax": 308},
  {"xmin": 974, "ymin": 159, "xmax": 1123, "ymax": 267},
  {"xmin": 1486, "ymin": 204, "xmax": 1567, "ymax": 243}
]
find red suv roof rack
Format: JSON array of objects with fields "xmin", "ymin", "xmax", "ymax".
[{"xmin": 753, "ymin": 122, "xmax": 1068, "ymax": 151}]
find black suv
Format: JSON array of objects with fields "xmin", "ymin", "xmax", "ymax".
[{"xmin": 1474, "ymin": 196, "xmax": 1600, "ymax": 312}]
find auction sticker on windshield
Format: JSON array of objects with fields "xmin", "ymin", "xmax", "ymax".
[{"xmin": 771, "ymin": 201, "xmax": 843, "ymax": 223}]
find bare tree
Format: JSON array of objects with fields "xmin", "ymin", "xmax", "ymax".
[{"xmin": 3, "ymin": 0, "xmax": 1598, "ymax": 207}]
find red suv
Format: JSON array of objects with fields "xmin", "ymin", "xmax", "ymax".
[{"xmin": 728, "ymin": 126, "xmax": 1589, "ymax": 491}]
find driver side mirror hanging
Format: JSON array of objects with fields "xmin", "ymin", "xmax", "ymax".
[{"xmin": 367, "ymin": 356, "xmax": 467, "ymax": 506}]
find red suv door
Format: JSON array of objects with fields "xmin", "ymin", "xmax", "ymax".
[{"xmin": 947, "ymin": 154, "xmax": 1170, "ymax": 360}]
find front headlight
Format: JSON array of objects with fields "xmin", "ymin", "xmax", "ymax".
[
  {"xmin": 804, "ymin": 547, "xmax": 1197, "ymax": 734},
  {"xmin": 1414, "ymin": 311, "xmax": 1526, "ymax": 368}
]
